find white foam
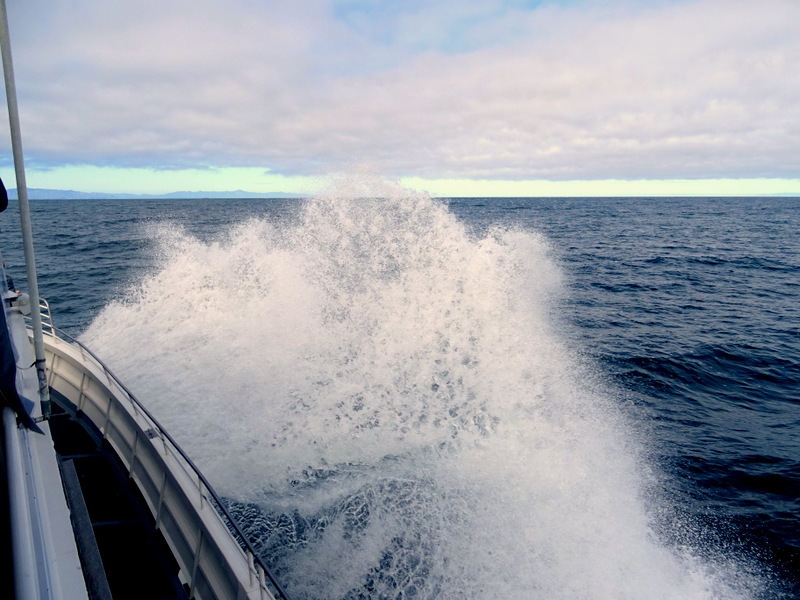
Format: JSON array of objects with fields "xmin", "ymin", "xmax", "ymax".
[{"xmin": 82, "ymin": 177, "xmax": 765, "ymax": 599}]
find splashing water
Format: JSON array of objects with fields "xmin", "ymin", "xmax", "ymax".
[{"xmin": 83, "ymin": 179, "xmax": 766, "ymax": 599}]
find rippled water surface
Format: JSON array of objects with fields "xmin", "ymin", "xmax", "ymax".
[{"xmin": 1, "ymin": 190, "xmax": 797, "ymax": 598}]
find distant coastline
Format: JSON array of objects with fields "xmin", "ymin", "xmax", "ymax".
[
  {"xmin": 5, "ymin": 188, "xmax": 799, "ymax": 200},
  {"xmin": 7, "ymin": 188, "xmax": 308, "ymax": 200}
]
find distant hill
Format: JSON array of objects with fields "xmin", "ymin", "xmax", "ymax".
[{"xmin": 7, "ymin": 188, "xmax": 308, "ymax": 200}]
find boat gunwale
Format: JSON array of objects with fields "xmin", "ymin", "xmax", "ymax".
[{"xmin": 34, "ymin": 322, "xmax": 291, "ymax": 600}]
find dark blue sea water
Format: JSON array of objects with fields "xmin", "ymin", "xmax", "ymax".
[{"xmin": 0, "ymin": 193, "xmax": 797, "ymax": 599}]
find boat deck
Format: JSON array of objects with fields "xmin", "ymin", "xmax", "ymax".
[{"xmin": 48, "ymin": 388, "xmax": 190, "ymax": 600}]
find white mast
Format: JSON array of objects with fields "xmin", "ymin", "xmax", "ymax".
[{"xmin": 0, "ymin": 0, "xmax": 51, "ymax": 419}]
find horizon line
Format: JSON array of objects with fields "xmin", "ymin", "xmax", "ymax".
[{"xmin": 7, "ymin": 187, "xmax": 799, "ymax": 200}]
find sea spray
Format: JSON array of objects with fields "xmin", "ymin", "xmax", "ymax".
[{"xmin": 82, "ymin": 179, "xmax": 766, "ymax": 599}]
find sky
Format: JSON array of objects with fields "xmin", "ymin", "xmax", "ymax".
[{"xmin": 1, "ymin": 0, "xmax": 799, "ymax": 197}]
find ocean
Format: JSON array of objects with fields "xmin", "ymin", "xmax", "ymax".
[{"xmin": 0, "ymin": 186, "xmax": 797, "ymax": 599}]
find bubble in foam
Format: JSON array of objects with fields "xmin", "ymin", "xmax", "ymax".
[{"xmin": 82, "ymin": 177, "xmax": 768, "ymax": 600}]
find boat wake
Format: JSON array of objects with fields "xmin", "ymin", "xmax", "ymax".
[{"xmin": 83, "ymin": 178, "xmax": 768, "ymax": 599}]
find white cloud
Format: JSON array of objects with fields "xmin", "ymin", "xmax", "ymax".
[{"xmin": 2, "ymin": 0, "xmax": 799, "ymax": 182}]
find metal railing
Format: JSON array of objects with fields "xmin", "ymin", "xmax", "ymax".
[
  {"xmin": 27, "ymin": 299, "xmax": 292, "ymax": 600},
  {"xmin": 37, "ymin": 296, "xmax": 55, "ymax": 335}
]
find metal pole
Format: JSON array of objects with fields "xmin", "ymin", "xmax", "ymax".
[{"xmin": 0, "ymin": 0, "xmax": 51, "ymax": 419}]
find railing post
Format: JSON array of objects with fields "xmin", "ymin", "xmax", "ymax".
[
  {"xmin": 189, "ymin": 529, "xmax": 205, "ymax": 598},
  {"xmin": 101, "ymin": 396, "xmax": 113, "ymax": 438},
  {"xmin": 155, "ymin": 470, "xmax": 168, "ymax": 529},
  {"xmin": 248, "ymin": 552, "xmax": 257, "ymax": 587},
  {"xmin": 78, "ymin": 372, "xmax": 87, "ymax": 413},
  {"xmin": 129, "ymin": 429, "xmax": 140, "ymax": 479}
]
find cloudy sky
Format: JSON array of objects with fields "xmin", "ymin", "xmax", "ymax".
[{"xmin": 1, "ymin": 0, "xmax": 799, "ymax": 196}]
